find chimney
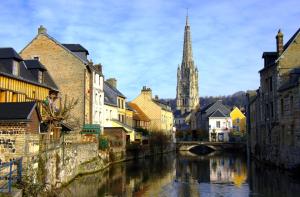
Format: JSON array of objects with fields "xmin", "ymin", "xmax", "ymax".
[
  {"xmin": 141, "ymin": 86, "xmax": 152, "ymax": 99},
  {"xmin": 94, "ymin": 64, "xmax": 102, "ymax": 73},
  {"xmin": 276, "ymin": 29, "xmax": 284, "ymax": 55},
  {"xmin": 106, "ymin": 78, "xmax": 117, "ymax": 88},
  {"xmin": 38, "ymin": 25, "xmax": 47, "ymax": 34}
]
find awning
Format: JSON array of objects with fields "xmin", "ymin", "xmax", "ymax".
[{"xmin": 81, "ymin": 124, "xmax": 101, "ymax": 134}]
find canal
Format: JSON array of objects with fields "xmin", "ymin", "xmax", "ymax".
[{"xmin": 57, "ymin": 151, "xmax": 300, "ymax": 197}]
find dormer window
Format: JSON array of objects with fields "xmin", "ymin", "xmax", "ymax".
[
  {"xmin": 12, "ymin": 61, "xmax": 20, "ymax": 76},
  {"xmin": 38, "ymin": 71, "xmax": 43, "ymax": 83},
  {"xmin": 33, "ymin": 56, "xmax": 40, "ymax": 60}
]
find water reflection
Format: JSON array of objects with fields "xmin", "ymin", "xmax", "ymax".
[{"xmin": 58, "ymin": 152, "xmax": 300, "ymax": 197}]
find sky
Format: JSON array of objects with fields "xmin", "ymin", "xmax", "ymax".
[{"xmin": 0, "ymin": 0, "xmax": 299, "ymax": 100}]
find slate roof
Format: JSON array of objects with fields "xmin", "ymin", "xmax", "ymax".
[
  {"xmin": 24, "ymin": 60, "xmax": 46, "ymax": 70},
  {"xmin": 62, "ymin": 44, "xmax": 89, "ymax": 54},
  {"xmin": 153, "ymin": 99, "xmax": 172, "ymax": 112},
  {"xmin": 0, "ymin": 102, "xmax": 40, "ymax": 121},
  {"xmin": 0, "ymin": 48, "xmax": 23, "ymax": 60},
  {"xmin": 104, "ymin": 81, "xmax": 126, "ymax": 106},
  {"xmin": 0, "ymin": 48, "xmax": 58, "ymax": 91},
  {"xmin": 201, "ymin": 100, "xmax": 231, "ymax": 117},
  {"xmin": 278, "ymin": 68, "xmax": 300, "ymax": 92},
  {"xmin": 127, "ymin": 102, "xmax": 150, "ymax": 122},
  {"xmin": 209, "ymin": 109, "xmax": 227, "ymax": 118},
  {"xmin": 173, "ymin": 110, "xmax": 190, "ymax": 118},
  {"xmin": 262, "ymin": 52, "xmax": 277, "ymax": 58}
]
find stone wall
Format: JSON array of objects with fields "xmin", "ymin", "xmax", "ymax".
[{"xmin": 33, "ymin": 142, "xmax": 99, "ymax": 190}]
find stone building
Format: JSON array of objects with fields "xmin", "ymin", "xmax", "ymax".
[
  {"xmin": 247, "ymin": 28, "xmax": 300, "ymax": 169},
  {"xmin": 131, "ymin": 86, "xmax": 173, "ymax": 133},
  {"xmin": 175, "ymin": 15, "xmax": 199, "ymax": 129},
  {"xmin": 0, "ymin": 47, "xmax": 58, "ymax": 103},
  {"xmin": 20, "ymin": 26, "xmax": 104, "ymax": 130},
  {"xmin": 0, "ymin": 102, "xmax": 42, "ymax": 163}
]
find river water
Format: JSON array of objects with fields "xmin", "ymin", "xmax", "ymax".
[{"xmin": 58, "ymin": 151, "xmax": 300, "ymax": 197}]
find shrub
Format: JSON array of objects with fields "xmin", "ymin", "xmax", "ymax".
[{"xmin": 98, "ymin": 136, "xmax": 109, "ymax": 150}]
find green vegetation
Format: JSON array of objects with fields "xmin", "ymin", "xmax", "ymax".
[{"xmin": 98, "ymin": 136, "xmax": 109, "ymax": 150}]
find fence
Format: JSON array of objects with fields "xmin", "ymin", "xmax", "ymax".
[{"xmin": 0, "ymin": 157, "xmax": 22, "ymax": 193}]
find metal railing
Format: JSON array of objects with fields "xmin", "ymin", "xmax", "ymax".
[{"xmin": 0, "ymin": 158, "xmax": 22, "ymax": 193}]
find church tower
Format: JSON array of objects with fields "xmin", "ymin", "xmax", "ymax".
[{"xmin": 176, "ymin": 14, "xmax": 199, "ymax": 114}]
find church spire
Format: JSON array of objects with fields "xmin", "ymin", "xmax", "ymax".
[{"xmin": 182, "ymin": 11, "xmax": 193, "ymax": 64}]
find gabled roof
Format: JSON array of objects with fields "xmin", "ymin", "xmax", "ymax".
[
  {"xmin": 62, "ymin": 44, "xmax": 89, "ymax": 54},
  {"xmin": 0, "ymin": 102, "xmax": 41, "ymax": 122},
  {"xmin": 24, "ymin": 60, "xmax": 46, "ymax": 70},
  {"xmin": 283, "ymin": 28, "xmax": 300, "ymax": 51},
  {"xmin": 201, "ymin": 100, "xmax": 231, "ymax": 117},
  {"xmin": 209, "ymin": 109, "xmax": 227, "ymax": 118},
  {"xmin": 128, "ymin": 102, "xmax": 150, "ymax": 122},
  {"xmin": 0, "ymin": 48, "xmax": 23, "ymax": 60},
  {"xmin": 104, "ymin": 81, "xmax": 126, "ymax": 106},
  {"xmin": 20, "ymin": 32, "xmax": 88, "ymax": 65},
  {"xmin": 0, "ymin": 48, "xmax": 58, "ymax": 91}
]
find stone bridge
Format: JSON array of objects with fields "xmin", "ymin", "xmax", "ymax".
[{"xmin": 176, "ymin": 141, "xmax": 246, "ymax": 151}]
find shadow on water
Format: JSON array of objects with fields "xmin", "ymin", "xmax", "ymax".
[{"xmin": 56, "ymin": 151, "xmax": 300, "ymax": 197}]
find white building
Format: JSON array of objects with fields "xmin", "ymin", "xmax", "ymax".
[
  {"xmin": 92, "ymin": 65, "xmax": 105, "ymax": 131},
  {"xmin": 208, "ymin": 110, "xmax": 232, "ymax": 142}
]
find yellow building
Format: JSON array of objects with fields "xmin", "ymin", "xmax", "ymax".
[
  {"xmin": 230, "ymin": 107, "xmax": 246, "ymax": 133},
  {"xmin": 0, "ymin": 47, "xmax": 58, "ymax": 103},
  {"xmin": 103, "ymin": 79, "xmax": 135, "ymax": 141},
  {"xmin": 131, "ymin": 86, "xmax": 174, "ymax": 133}
]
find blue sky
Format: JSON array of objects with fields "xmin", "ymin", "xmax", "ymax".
[{"xmin": 0, "ymin": 0, "xmax": 299, "ymax": 100}]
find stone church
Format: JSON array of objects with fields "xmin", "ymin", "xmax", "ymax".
[{"xmin": 174, "ymin": 15, "xmax": 199, "ymax": 130}]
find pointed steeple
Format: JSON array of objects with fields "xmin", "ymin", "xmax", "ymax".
[{"xmin": 182, "ymin": 12, "xmax": 193, "ymax": 64}]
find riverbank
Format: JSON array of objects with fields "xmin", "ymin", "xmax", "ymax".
[{"xmin": 37, "ymin": 143, "xmax": 176, "ymax": 196}]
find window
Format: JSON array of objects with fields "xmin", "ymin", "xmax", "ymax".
[
  {"xmin": 269, "ymin": 76, "xmax": 273, "ymax": 92},
  {"xmin": 236, "ymin": 118, "xmax": 240, "ymax": 123},
  {"xmin": 236, "ymin": 126, "xmax": 240, "ymax": 131},
  {"xmin": 290, "ymin": 96, "xmax": 294, "ymax": 111},
  {"xmin": 32, "ymin": 91, "xmax": 36, "ymax": 99},
  {"xmin": 12, "ymin": 61, "xmax": 19, "ymax": 76},
  {"xmin": 291, "ymin": 125, "xmax": 295, "ymax": 146},
  {"xmin": 271, "ymin": 102, "xmax": 274, "ymax": 117},
  {"xmin": 216, "ymin": 121, "xmax": 220, "ymax": 128},
  {"xmin": 0, "ymin": 91, "xmax": 5, "ymax": 102},
  {"xmin": 38, "ymin": 71, "xmax": 43, "ymax": 83},
  {"xmin": 33, "ymin": 56, "xmax": 40, "ymax": 60},
  {"xmin": 280, "ymin": 99, "xmax": 284, "ymax": 115}
]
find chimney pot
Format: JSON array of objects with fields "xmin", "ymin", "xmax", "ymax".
[
  {"xmin": 106, "ymin": 78, "xmax": 117, "ymax": 88},
  {"xmin": 38, "ymin": 25, "xmax": 47, "ymax": 34},
  {"xmin": 276, "ymin": 29, "xmax": 284, "ymax": 55}
]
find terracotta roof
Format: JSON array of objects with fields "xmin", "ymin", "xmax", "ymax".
[{"xmin": 128, "ymin": 102, "xmax": 150, "ymax": 122}]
